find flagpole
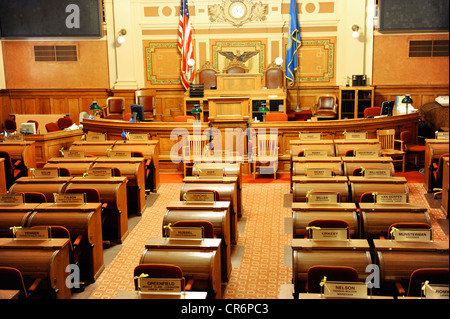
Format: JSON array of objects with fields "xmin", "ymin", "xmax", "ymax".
[{"xmin": 294, "ymin": 48, "xmax": 301, "ymax": 112}]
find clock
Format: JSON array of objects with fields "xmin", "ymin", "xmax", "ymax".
[
  {"xmin": 230, "ymin": 2, "xmax": 246, "ymax": 19},
  {"xmin": 223, "ymin": 0, "xmax": 252, "ymax": 27}
]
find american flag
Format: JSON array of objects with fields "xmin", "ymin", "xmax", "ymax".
[{"xmin": 178, "ymin": 0, "xmax": 194, "ymax": 89}]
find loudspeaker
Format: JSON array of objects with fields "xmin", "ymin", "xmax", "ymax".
[{"xmin": 352, "ymin": 75, "xmax": 366, "ymax": 86}]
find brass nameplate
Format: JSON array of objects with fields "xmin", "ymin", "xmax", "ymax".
[
  {"xmin": 299, "ymin": 132, "xmax": 321, "ymax": 140},
  {"xmin": 304, "ymin": 149, "xmax": 328, "ymax": 157},
  {"xmin": 392, "ymin": 228, "xmax": 431, "ymax": 242},
  {"xmin": 64, "ymin": 150, "xmax": 85, "ymax": 158},
  {"xmin": 86, "ymin": 168, "xmax": 112, "ymax": 178},
  {"xmin": 128, "ymin": 133, "xmax": 149, "ymax": 141},
  {"xmin": 14, "ymin": 227, "xmax": 50, "ymax": 240},
  {"xmin": 32, "ymin": 168, "xmax": 59, "ymax": 178},
  {"xmin": 306, "ymin": 167, "xmax": 333, "ymax": 178},
  {"xmin": 309, "ymin": 228, "xmax": 348, "ymax": 240},
  {"xmin": 355, "ymin": 150, "xmax": 380, "ymax": 157},
  {"xmin": 5, "ymin": 134, "xmax": 24, "ymax": 142},
  {"xmin": 376, "ymin": 193, "xmax": 407, "ymax": 204},
  {"xmin": 54, "ymin": 193, "xmax": 86, "ymax": 204},
  {"xmin": 108, "ymin": 150, "xmax": 131, "ymax": 158},
  {"xmin": 184, "ymin": 192, "xmax": 215, "ymax": 202},
  {"xmin": 436, "ymin": 131, "xmax": 449, "ymax": 140},
  {"xmin": 169, "ymin": 227, "xmax": 204, "ymax": 239},
  {"xmin": 85, "ymin": 134, "xmax": 106, "ymax": 141},
  {"xmin": 139, "ymin": 278, "xmax": 182, "ymax": 294},
  {"xmin": 323, "ymin": 281, "xmax": 368, "ymax": 299},
  {"xmin": 345, "ymin": 132, "xmax": 367, "ymax": 140},
  {"xmin": 364, "ymin": 168, "xmax": 391, "ymax": 178},
  {"xmin": 0, "ymin": 194, "xmax": 24, "ymax": 205},
  {"xmin": 424, "ymin": 284, "xmax": 449, "ymax": 299},
  {"xmin": 198, "ymin": 168, "xmax": 224, "ymax": 178},
  {"xmin": 308, "ymin": 192, "xmax": 338, "ymax": 204}
]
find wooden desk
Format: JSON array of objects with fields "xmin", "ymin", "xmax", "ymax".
[
  {"xmin": 8, "ymin": 176, "xmax": 73, "ymax": 202},
  {"xmin": 0, "ymin": 238, "xmax": 71, "ymax": 299},
  {"xmin": 181, "ymin": 176, "xmax": 239, "ymax": 244},
  {"xmin": 115, "ymin": 290, "xmax": 208, "ymax": 299},
  {"xmin": 0, "ymin": 158, "xmax": 5, "ymax": 194},
  {"xmin": 44, "ymin": 157, "xmax": 96, "ymax": 176},
  {"xmin": 65, "ymin": 176, "xmax": 128, "ymax": 243},
  {"xmin": 342, "ymin": 156, "xmax": 394, "ymax": 176},
  {"xmin": 208, "ymin": 96, "xmax": 251, "ymax": 122},
  {"xmin": 164, "ymin": 201, "xmax": 231, "ymax": 282},
  {"xmin": 113, "ymin": 140, "xmax": 160, "ymax": 192},
  {"xmin": 359, "ymin": 203, "xmax": 430, "ymax": 239},
  {"xmin": 442, "ymin": 157, "xmax": 449, "ymax": 216},
  {"xmin": 298, "ymin": 293, "xmax": 393, "ymax": 299},
  {"xmin": 30, "ymin": 203, "xmax": 104, "ymax": 282},
  {"xmin": 0, "ymin": 203, "xmax": 40, "ymax": 237},
  {"xmin": 291, "ymin": 203, "xmax": 358, "ymax": 238},
  {"xmin": 69, "ymin": 140, "xmax": 116, "ymax": 157},
  {"xmin": 291, "ymin": 239, "xmax": 372, "ymax": 294},
  {"xmin": 424, "ymin": 139, "xmax": 449, "ymax": 192},
  {"xmin": 0, "ymin": 141, "xmax": 36, "ymax": 170},
  {"xmin": 334, "ymin": 139, "xmax": 380, "ymax": 157},
  {"xmin": 348, "ymin": 176, "xmax": 408, "ymax": 203},
  {"xmin": 0, "ymin": 290, "xmax": 20, "ymax": 299},
  {"xmin": 141, "ymin": 237, "xmax": 223, "ymax": 299},
  {"xmin": 292, "ymin": 176, "xmax": 350, "ymax": 202}
]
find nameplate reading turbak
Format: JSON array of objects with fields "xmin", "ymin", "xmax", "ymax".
[
  {"xmin": 323, "ymin": 281, "xmax": 367, "ymax": 298},
  {"xmin": 376, "ymin": 193, "xmax": 407, "ymax": 204},
  {"xmin": 308, "ymin": 193, "xmax": 338, "ymax": 204},
  {"xmin": 304, "ymin": 149, "xmax": 328, "ymax": 157},
  {"xmin": 64, "ymin": 150, "xmax": 85, "ymax": 158},
  {"xmin": 309, "ymin": 228, "xmax": 348, "ymax": 240},
  {"xmin": 54, "ymin": 193, "xmax": 86, "ymax": 204},
  {"xmin": 5, "ymin": 134, "xmax": 24, "ymax": 142},
  {"xmin": 87, "ymin": 168, "xmax": 112, "ymax": 178},
  {"xmin": 85, "ymin": 134, "xmax": 106, "ymax": 141},
  {"xmin": 355, "ymin": 150, "xmax": 380, "ymax": 157},
  {"xmin": 139, "ymin": 278, "xmax": 182, "ymax": 294},
  {"xmin": 364, "ymin": 168, "xmax": 391, "ymax": 178},
  {"xmin": 299, "ymin": 132, "xmax": 321, "ymax": 140},
  {"xmin": 0, "ymin": 194, "xmax": 24, "ymax": 205},
  {"xmin": 14, "ymin": 227, "xmax": 50, "ymax": 240},
  {"xmin": 185, "ymin": 192, "xmax": 215, "ymax": 203},
  {"xmin": 306, "ymin": 168, "xmax": 333, "ymax": 178},
  {"xmin": 108, "ymin": 150, "xmax": 131, "ymax": 158},
  {"xmin": 198, "ymin": 168, "xmax": 224, "ymax": 178},
  {"xmin": 32, "ymin": 168, "xmax": 59, "ymax": 178},
  {"xmin": 425, "ymin": 284, "xmax": 449, "ymax": 299},
  {"xmin": 392, "ymin": 228, "xmax": 432, "ymax": 242},
  {"xmin": 169, "ymin": 227, "xmax": 204, "ymax": 239},
  {"xmin": 128, "ymin": 133, "xmax": 149, "ymax": 141},
  {"xmin": 345, "ymin": 132, "xmax": 367, "ymax": 140}
]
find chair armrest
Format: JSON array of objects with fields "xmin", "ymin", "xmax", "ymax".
[
  {"xmin": 394, "ymin": 139, "xmax": 404, "ymax": 150},
  {"xmin": 73, "ymin": 234, "xmax": 83, "ymax": 248},
  {"xmin": 185, "ymin": 279, "xmax": 194, "ymax": 291},
  {"xmin": 395, "ymin": 282, "xmax": 406, "ymax": 296}
]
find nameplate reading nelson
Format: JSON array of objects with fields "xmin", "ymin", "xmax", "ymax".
[{"xmin": 323, "ymin": 281, "xmax": 367, "ymax": 298}]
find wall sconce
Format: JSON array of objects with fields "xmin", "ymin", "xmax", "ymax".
[
  {"xmin": 352, "ymin": 25, "xmax": 360, "ymax": 38},
  {"xmin": 187, "ymin": 58, "xmax": 195, "ymax": 84},
  {"xmin": 117, "ymin": 29, "xmax": 127, "ymax": 44}
]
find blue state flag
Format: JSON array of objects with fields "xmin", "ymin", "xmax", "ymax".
[{"xmin": 285, "ymin": 0, "xmax": 301, "ymax": 86}]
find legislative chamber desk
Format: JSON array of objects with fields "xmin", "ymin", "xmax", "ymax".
[
  {"xmin": 291, "ymin": 239, "xmax": 372, "ymax": 295},
  {"xmin": 164, "ymin": 201, "xmax": 231, "ymax": 282},
  {"xmin": 0, "ymin": 159, "xmax": 6, "ymax": 194},
  {"xmin": 0, "ymin": 140, "xmax": 36, "ymax": 171},
  {"xmin": 442, "ymin": 157, "xmax": 449, "ymax": 216},
  {"xmin": 333, "ymin": 139, "xmax": 380, "ymax": 157},
  {"xmin": 8, "ymin": 176, "xmax": 73, "ymax": 202},
  {"xmin": 423, "ymin": 138, "xmax": 449, "ymax": 192},
  {"xmin": 292, "ymin": 176, "xmax": 350, "ymax": 202},
  {"xmin": 358, "ymin": 203, "xmax": 431, "ymax": 239},
  {"xmin": 0, "ymin": 203, "xmax": 40, "ymax": 237},
  {"xmin": 65, "ymin": 176, "xmax": 128, "ymax": 243},
  {"xmin": 69, "ymin": 140, "xmax": 116, "ymax": 156},
  {"xmin": 141, "ymin": 237, "xmax": 223, "ymax": 299},
  {"xmin": 29, "ymin": 203, "xmax": 104, "ymax": 282},
  {"xmin": 348, "ymin": 176, "xmax": 408, "ymax": 203},
  {"xmin": 44, "ymin": 156, "xmax": 96, "ymax": 176},
  {"xmin": 342, "ymin": 156, "xmax": 394, "ymax": 176},
  {"xmin": 0, "ymin": 238, "xmax": 71, "ymax": 299},
  {"xmin": 291, "ymin": 203, "xmax": 358, "ymax": 238},
  {"xmin": 373, "ymin": 239, "xmax": 449, "ymax": 292}
]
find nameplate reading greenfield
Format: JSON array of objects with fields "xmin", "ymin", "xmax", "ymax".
[
  {"xmin": 14, "ymin": 227, "xmax": 50, "ymax": 240},
  {"xmin": 355, "ymin": 150, "xmax": 380, "ymax": 157},
  {"xmin": 310, "ymin": 228, "xmax": 348, "ymax": 240},
  {"xmin": 306, "ymin": 168, "xmax": 333, "ymax": 178},
  {"xmin": 5, "ymin": 134, "xmax": 24, "ymax": 142},
  {"xmin": 64, "ymin": 150, "xmax": 85, "ymax": 158},
  {"xmin": 55, "ymin": 193, "xmax": 86, "ymax": 204},
  {"xmin": 376, "ymin": 193, "xmax": 407, "ymax": 204},
  {"xmin": 32, "ymin": 168, "xmax": 59, "ymax": 178},
  {"xmin": 139, "ymin": 278, "xmax": 182, "ymax": 294},
  {"xmin": 425, "ymin": 284, "xmax": 449, "ymax": 299},
  {"xmin": 345, "ymin": 132, "xmax": 367, "ymax": 140},
  {"xmin": 128, "ymin": 133, "xmax": 149, "ymax": 141},
  {"xmin": 0, "ymin": 194, "xmax": 24, "ymax": 205},
  {"xmin": 392, "ymin": 228, "xmax": 432, "ymax": 242},
  {"xmin": 109, "ymin": 151, "xmax": 131, "ymax": 158},
  {"xmin": 87, "ymin": 168, "xmax": 112, "ymax": 178},
  {"xmin": 198, "ymin": 168, "xmax": 224, "ymax": 178},
  {"xmin": 169, "ymin": 227, "xmax": 204, "ymax": 239},
  {"xmin": 304, "ymin": 149, "xmax": 328, "ymax": 157},
  {"xmin": 299, "ymin": 133, "xmax": 321, "ymax": 140},
  {"xmin": 323, "ymin": 281, "xmax": 368, "ymax": 298},
  {"xmin": 364, "ymin": 168, "xmax": 391, "ymax": 178},
  {"xmin": 85, "ymin": 134, "xmax": 106, "ymax": 141},
  {"xmin": 185, "ymin": 193, "xmax": 215, "ymax": 202},
  {"xmin": 308, "ymin": 193, "xmax": 338, "ymax": 204}
]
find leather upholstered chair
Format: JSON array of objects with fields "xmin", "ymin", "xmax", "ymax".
[
  {"xmin": 103, "ymin": 97, "xmax": 125, "ymax": 119},
  {"xmin": 45, "ymin": 122, "xmax": 60, "ymax": 132},
  {"xmin": 265, "ymin": 113, "xmax": 288, "ymax": 122},
  {"xmin": 173, "ymin": 115, "xmax": 195, "ymax": 122},
  {"xmin": 57, "ymin": 117, "xmax": 73, "ymax": 129},
  {"xmin": 364, "ymin": 107, "xmax": 381, "ymax": 118},
  {"xmin": 4, "ymin": 119, "xmax": 17, "ymax": 133},
  {"xmin": 18, "ymin": 192, "xmax": 47, "ymax": 203},
  {"xmin": 0, "ymin": 150, "xmax": 23, "ymax": 189},
  {"xmin": 313, "ymin": 95, "xmax": 337, "ymax": 119},
  {"xmin": 430, "ymin": 153, "xmax": 449, "ymax": 198},
  {"xmin": 135, "ymin": 91, "xmax": 156, "ymax": 121},
  {"xmin": 264, "ymin": 62, "xmax": 284, "ymax": 89},
  {"xmin": 400, "ymin": 130, "xmax": 425, "ymax": 170},
  {"xmin": 198, "ymin": 61, "xmax": 218, "ymax": 89}
]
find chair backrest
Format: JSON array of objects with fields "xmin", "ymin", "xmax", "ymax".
[
  {"xmin": 27, "ymin": 120, "xmax": 39, "ymax": 132},
  {"xmin": 306, "ymin": 265, "xmax": 360, "ymax": 293},
  {"xmin": 58, "ymin": 167, "xmax": 71, "ymax": 176},
  {"xmin": 407, "ymin": 268, "xmax": 449, "ymax": 297},
  {"xmin": 316, "ymin": 95, "xmax": 336, "ymax": 111},
  {"xmin": 4, "ymin": 119, "xmax": 17, "ymax": 131},
  {"xmin": 65, "ymin": 187, "xmax": 101, "ymax": 203},
  {"xmin": 377, "ymin": 129, "xmax": 396, "ymax": 150},
  {"xmin": 172, "ymin": 220, "xmax": 216, "ymax": 238},
  {"xmin": 265, "ymin": 65, "xmax": 283, "ymax": 89},
  {"xmin": 198, "ymin": 66, "xmax": 218, "ymax": 89},
  {"xmin": 173, "ymin": 115, "xmax": 195, "ymax": 122},
  {"xmin": 265, "ymin": 113, "xmax": 288, "ymax": 122},
  {"xmin": 223, "ymin": 61, "xmax": 247, "ymax": 74},
  {"xmin": 183, "ymin": 135, "xmax": 209, "ymax": 159},
  {"xmin": 0, "ymin": 151, "xmax": 13, "ymax": 176},
  {"xmin": 123, "ymin": 113, "xmax": 132, "ymax": 121},
  {"xmin": 136, "ymin": 95, "xmax": 155, "ymax": 113},
  {"xmin": 364, "ymin": 107, "xmax": 381, "ymax": 118},
  {"xmin": 0, "ymin": 267, "xmax": 28, "ymax": 299},
  {"xmin": 256, "ymin": 133, "xmax": 278, "ymax": 157},
  {"xmin": 400, "ymin": 130, "xmax": 414, "ymax": 145},
  {"xmin": 186, "ymin": 189, "xmax": 220, "ymax": 201},
  {"xmin": 436, "ymin": 153, "xmax": 449, "ymax": 182},
  {"xmin": 106, "ymin": 97, "xmax": 125, "ymax": 114},
  {"xmin": 134, "ymin": 264, "xmax": 184, "ymax": 291},
  {"xmin": 57, "ymin": 117, "xmax": 73, "ymax": 129},
  {"xmin": 387, "ymin": 222, "xmax": 432, "ymax": 240},
  {"xmin": 45, "ymin": 122, "xmax": 60, "ymax": 132},
  {"xmin": 19, "ymin": 192, "xmax": 47, "ymax": 203}
]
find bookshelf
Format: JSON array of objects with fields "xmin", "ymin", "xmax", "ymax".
[{"xmin": 338, "ymin": 87, "xmax": 374, "ymax": 120}]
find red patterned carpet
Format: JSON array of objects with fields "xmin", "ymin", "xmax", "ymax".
[{"xmin": 85, "ymin": 172, "xmax": 448, "ymax": 299}]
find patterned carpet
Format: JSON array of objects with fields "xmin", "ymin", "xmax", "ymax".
[{"xmin": 86, "ymin": 177, "xmax": 448, "ymax": 299}]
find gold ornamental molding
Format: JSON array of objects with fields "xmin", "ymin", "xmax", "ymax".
[{"xmin": 209, "ymin": 0, "xmax": 266, "ymax": 28}]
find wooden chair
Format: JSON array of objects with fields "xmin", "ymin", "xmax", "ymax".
[
  {"xmin": 103, "ymin": 97, "xmax": 125, "ymax": 119},
  {"xmin": 377, "ymin": 129, "xmax": 405, "ymax": 172},
  {"xmin": 197, "ymin": 61, "xmax": 218, "ymax": 89},
  {"xmin": 252, "ymin": 132, "xmax": 279, "ymax": 179},
  {"xmin": 57, "ymin": 117, "xmax": 73, "ymax": 129},
  {"xmin": 123, "ymin": 112, "xmax": 132, "ymax": 122},
  {"xmin": 223, "ymin": 61, "xmax": 247, "ymax": 74},
  {"xmin": 364, "ymin": 106, "xmax": 381, "ymax": 118},
  {"xmin": 306, "ymin": 265, "xmax": 360, "ymax": 293},
  {"xmin": 264, "ymin": 61, "xmax": 283, "ymax": 89},
  {"xmin": 313, "ymin": 95, "xmax": 337, "ymax": 119},
  {"xmin": 0, "ymin": 150, "xmax": 23, "ymax": 189},
  {"xmin": 265, "ymin": 113, "xmax": 288, "ymax": 122},
  {"xmin": 430, "ymin": 153, "xmax": 449, "ymax": 198},
  {"xmin": 135, "ymin": 90, "xmax": 156, "ymax": 121},
  {"xmin": 400, "ymin": 130, "xmax": 425, "ymax": 170},
  {"xmin": 397, "ymin": 268, "xmax": 449, "ymax": 297},
  {"xmin": 182, "ymin": 135, "xmax": 209, "ymax": 177},
  {"xmin": 0, "ymin": 267, "xmax": 31, "ymax": 299},
  {"xmin": 45, "ymin": 122, "xmax": 60, "ymax": 132},
  {"xmin": 134, "ymin": 264, "xmax": 192, "ymax": 291}
]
